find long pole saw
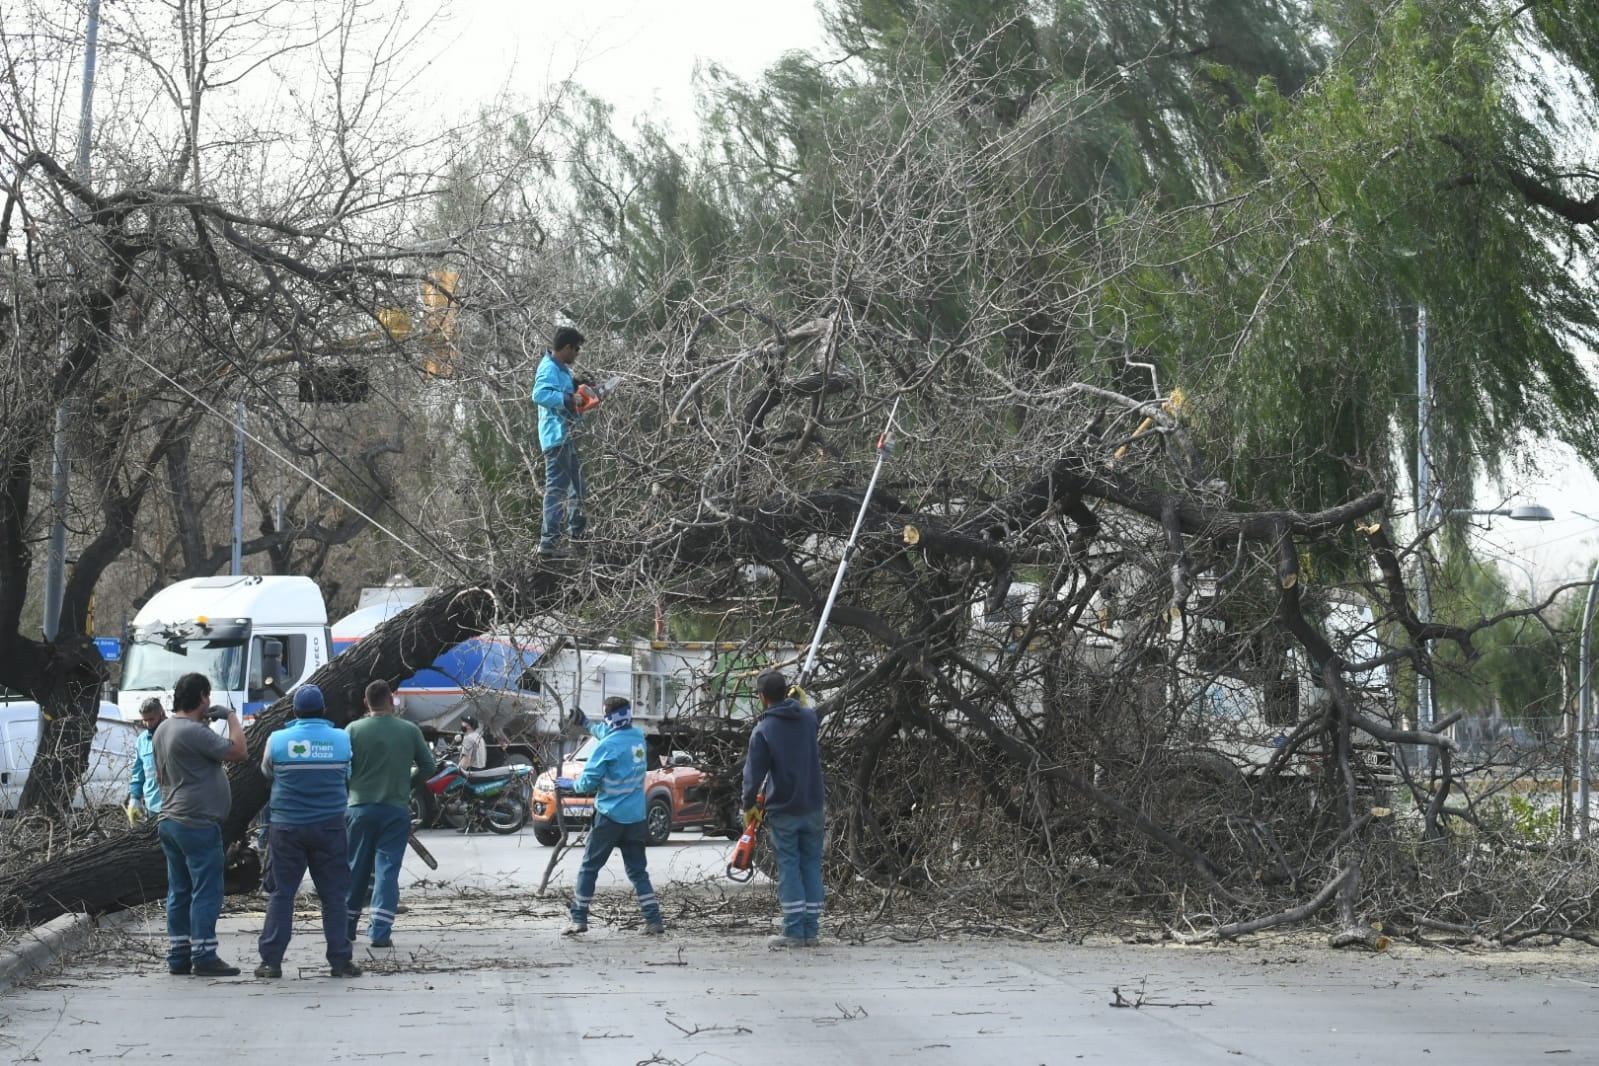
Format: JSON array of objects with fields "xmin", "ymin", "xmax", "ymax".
[
  {"xmin": 727, "ymin": 399, "xmax": 901, "ymax": 883},
  {"xmin": 797, "ymin": 397, "xmax": 901, "ymax": 686}
]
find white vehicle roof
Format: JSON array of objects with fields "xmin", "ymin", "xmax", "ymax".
[
  {"xmin": 133, "ymin": 575, "xmax": 327, "ymax": 628},
  {"xmin": 355, "ymin": 584, "xmax": 434, "ymax": 611},
  {"xmin": 331, "ymin": 601, "xmax": 405, "ymax": 639}
]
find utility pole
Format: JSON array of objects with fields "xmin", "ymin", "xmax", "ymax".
[
  {"xmin": 232, "ymin": 399, "xmax": 245, "ymax": 575},
  {"xmin": 1414, "ymin": 305, "xmax": 1433, "ymax": 775},
  {"xmin": 43, "ymin": 0, "xmax": 101, "ymax": 641},
  {"xmin": 1580, "ymin": 562, "xmax": 1598, "ymax": 841}
]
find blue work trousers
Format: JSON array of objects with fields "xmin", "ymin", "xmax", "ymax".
[
  {"xmin": 259, "ymin": 817, "xmax": 353, "ymax": 967},
  {"xmin": 540, "ymin": 442, "xmax": 586, "ymax": 550},
  {"xmin": 158, "ymin": 818, "xmax": 226, "ymax": 968},
  {"xmin": 766, "ymin": 808, "xmax": 826, "ymax": 940},
  {"xmin": 346, "ymin": 803, "xmax": 410, "ymax": 941},
  {"xmin": 571, "ymin": 813, "xmax": 660, "ymax": 925}
]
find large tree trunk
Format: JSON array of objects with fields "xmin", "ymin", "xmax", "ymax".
[{"xmin": 13, "ymin": 636, "xmax": 107, "ymax": 818}]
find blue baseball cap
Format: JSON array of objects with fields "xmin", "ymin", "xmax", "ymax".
[{"xmin": 292, "ymin": 684, "xmax": 325, "ymax": 715}]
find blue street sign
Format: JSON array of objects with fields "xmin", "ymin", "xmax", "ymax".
[{"xmin": 94, "ymin": 637, "xmax": 121, "ymax": 662}]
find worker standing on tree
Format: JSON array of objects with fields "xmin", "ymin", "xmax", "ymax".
[
  {"xmin": 256, "ymin": 684, "xmax": 361, "ymax": 979},
  {"xmin": 743, "ymin": 670, "xmax": 826, "ymax": 949},
  {"xmin": 126, "ymin": 697, "xmax": 166, "ymax": 825},
  {"xmin": 345, "ymin": 680, "xmax": 435, "ymax": 950},
  {"xmin": 563, "ymin": 696, "xmax": 665, "ymax": 936},
  {"xmin": 533, "ymin": 325, "xmax": 590, "ymax": 553},
  {"xmin": 153, "ymin": 672, "xmax": 248, "ymax": 977}
]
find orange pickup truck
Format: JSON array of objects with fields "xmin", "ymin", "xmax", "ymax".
[{"xmin": 529, "ymin": 732, "xmax": 741, "ymax": 846}]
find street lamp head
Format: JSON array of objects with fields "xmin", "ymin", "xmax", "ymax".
[{"xmin": 1508, "ymin": 505, "xmax": 1554, "ymax": 522}]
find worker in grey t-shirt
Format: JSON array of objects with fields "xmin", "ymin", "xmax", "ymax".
[
  {"xmin": 151, "ymin": 672, "xmax": 247, "ymax": 977},
  {"xmin": 156, "ymin": 718, "xmax": 235, "ymax": 826}
]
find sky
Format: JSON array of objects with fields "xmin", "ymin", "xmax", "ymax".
[
  {"xmin": 1460, "ymin": 443, "xmax": 1599, "ymax": 595},
  {"xmin": 411, "ymin": 0, "xmax": 829, "ymax": 135}
]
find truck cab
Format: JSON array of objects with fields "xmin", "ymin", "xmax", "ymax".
[{"xmin": 118, "ymin": 575, "xmax": 330, "ymax": 726}]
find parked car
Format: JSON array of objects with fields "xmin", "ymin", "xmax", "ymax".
[
  {"xmin": 1, "ymin": 690, "xmax": 139, "ymax": 813},
  {"xmin": 529, "ymin": 732, "xmax": 740, "ymax": 846}
]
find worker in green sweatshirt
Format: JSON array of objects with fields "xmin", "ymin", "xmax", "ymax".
[{"xmin": 345, "ymin": 680, "xmax": 436, "ymax": 949}]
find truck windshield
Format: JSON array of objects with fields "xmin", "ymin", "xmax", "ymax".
[{"xmin": 121, "ymin": 640, "xmax": 246, "ymax": 693}]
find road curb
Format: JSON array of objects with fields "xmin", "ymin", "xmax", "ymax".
[{"xmin": 0, "ymin": 909, "xmax": 135, "ymax": 992}]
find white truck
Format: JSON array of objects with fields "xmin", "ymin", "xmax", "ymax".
[{"xmin": 118, "ymin": 575, "xmax": 330, "ymax": 725}]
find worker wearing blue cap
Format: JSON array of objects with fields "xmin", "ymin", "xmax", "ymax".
[{"xmin": 256, "ymin": 685, "xmax": 359, "ymax": 979}]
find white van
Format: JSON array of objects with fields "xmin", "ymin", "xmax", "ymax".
[{"xmin": 0, "ymin": 690, "xmax": 139, "ymax": 813}]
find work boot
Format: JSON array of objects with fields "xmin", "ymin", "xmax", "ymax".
[
  {"xmin": 191, "ymin": 957, "xmax": 241, "ymax": 977},
  {"xmin": 766, "ymin": 934, "xmax": 805, "ymax": 950},
  {"xmin": 369, "ymin": 936, "xmax": 394, "ymax": 949},
  {"xmin": 330, "ymin": 961, "xmax": 363, "ymax": 978},
  {"xmin": 642, "ymin": 920, "xmax": 666, "ymax": 936},
  {"xmin": 803, "ymin": 937, "xmax": 821, "ymax": 947},
  {"xmin": 254, "ymin": 962, "xmax": 282, "ymax": 979},
  {"xmin": 563, "ymin": 921, "xmax": 588, "ymax": 936},
  {"xmin": 168, "ymin": 963, "xmax": 191, "ymax": 976}
]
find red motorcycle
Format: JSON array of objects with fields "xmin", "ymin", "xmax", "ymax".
[{"xmin": 421, "ymin": 760, "xmax": 531, "ymax": 834}]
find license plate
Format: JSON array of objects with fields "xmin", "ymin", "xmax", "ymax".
[{"xmin": 560, "ymin": 805, "xmax": 588, "ymax": 817}]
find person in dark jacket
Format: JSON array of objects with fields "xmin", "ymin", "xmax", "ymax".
[
  {"xmin": 742, "ymin": 669, "xmax": 825, "ymax": 949},
  {"xmin": 256, "ymin": 684, "xmax": 359, "ymax": 979}
]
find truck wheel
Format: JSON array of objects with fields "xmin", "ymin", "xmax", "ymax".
[
  {"xmin": 645, "ymin": 796, "xmax": 672, "ymax": 846},
  {"xmin": 534, "ymin": 824, "xmax": 563, "ymax": 847}
]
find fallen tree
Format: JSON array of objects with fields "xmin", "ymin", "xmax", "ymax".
[{"xmin": 1, "ymin": 429, "xmax": 1436, "ymax": 938}]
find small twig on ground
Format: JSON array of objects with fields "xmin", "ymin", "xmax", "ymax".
[
  {"xmin": 664, "ymin": 1015, "xmax": 753, "ymax": 1037},
  {"xmin": 1110, "ymin": 979, "xmax": 1213, "ymax": 1009}
]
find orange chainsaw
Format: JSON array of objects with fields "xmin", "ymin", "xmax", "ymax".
[
  {"xmin": 725, "ymin": 797, "xmax": 765, "ymax": 882},
  {"xmin": 573, "ymin": 374, "xmax": 622, "ymax": 415}
]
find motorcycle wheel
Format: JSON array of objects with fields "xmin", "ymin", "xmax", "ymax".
[
  {"xmin": 484, "ymin": 795, "xmax": 528, "ymax": 835},
  {"xmin": 409, "ymin": 786, "xmax": 438, "ymax": 831}
]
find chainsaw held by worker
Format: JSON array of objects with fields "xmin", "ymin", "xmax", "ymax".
[
  {"xmin": 407, "ymin": 832, "xmax": 438, "ymax": 870},
  {"xmin": 726, "ymin": 796, "xmax": 765, "ymax": 882},
  {"xmin": 573, "ymin": 374, "xmax": 623, "ymax": 415}
]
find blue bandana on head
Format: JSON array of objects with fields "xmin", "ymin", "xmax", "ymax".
[{"xmin": 603, "ymin": 699, "xmax": 632, "ymax": 732}]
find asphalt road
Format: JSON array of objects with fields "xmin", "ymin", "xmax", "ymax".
[{"xmin": 1, "ymin": 829, "xmax": 1597, "ymax": 1065}]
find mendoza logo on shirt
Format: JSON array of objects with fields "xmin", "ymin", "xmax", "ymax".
[
  {"xmin": 287, "ymin": 739, "xmax": 336, "ymax": 760},
  {"xmin": 631, "ymin": 744, "xmax": 645, "ymax": 763}
]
